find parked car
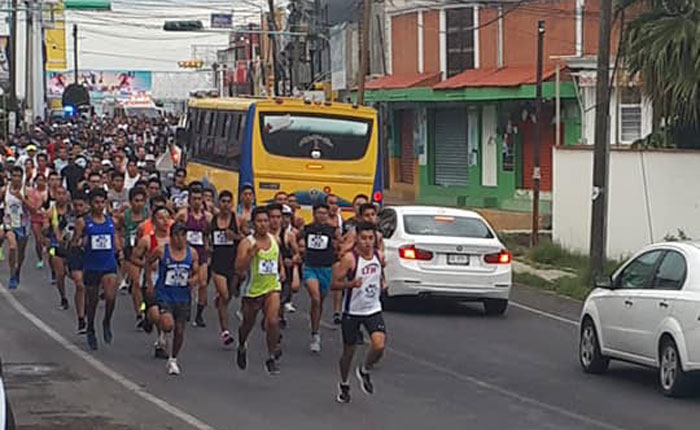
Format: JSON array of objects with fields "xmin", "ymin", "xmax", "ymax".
[
  {"xmin": 378, "ymin": 206, "xmax": 512, "ymax": 315},
  {"xmin": 579, "ymin": 242, "xmax": 700, "ymax": 396},
  {"xmin": 0, "ymin": 358, "xmax": 15, "ymax": 430}
]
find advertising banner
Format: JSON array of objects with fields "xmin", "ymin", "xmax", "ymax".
[{"xmin": 47, "ymin": 70, "xmax": 153, "ymax": 98}]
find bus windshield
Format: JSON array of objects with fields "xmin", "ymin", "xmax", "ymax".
[{"xmin": 260, "ymin": 113, "xmax": 372, "ymax": 160}]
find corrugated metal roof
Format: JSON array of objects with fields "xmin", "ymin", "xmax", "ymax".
[
  {"xmin": 365, "ymin": 72, "xmax": 442, "ymax": 90},
  {"xmin": 433, "ymin": 66, "xmax": 558, "ymax": 90}
]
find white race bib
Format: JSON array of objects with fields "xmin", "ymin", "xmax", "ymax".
[
  {"xmin": 91, "ymin": 234, "xmax": 112, "ymax": 251},
  {"xmin": 9, "ymin": 204, "xmax": 22, "ymax": 228},
  {"xmin": 187, "ymin": 231, "xmax": 204, "ymax": 246},
  {"xmin": 258, "ymin": 259, "xmax": 278, "ymax": 275},
  {"xmin": 213, "ymin": 230, "xmax": 233, "ymax": 246},
  {"xmin": 307, "ymin": 234, "xmax": 329, "ymax": 250},
  {"xmin": 164, "ymin": 266, "xmax": 189, "ymax": 287}
]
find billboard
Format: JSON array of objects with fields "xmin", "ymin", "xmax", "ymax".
[
  {"xmin": 47, "ymin": 70, "xmax": 153, "ymax": 98},
  {"xmin": 45, "ymin": 1, "xmax": 68, "ymax": 71},
  {"xmin": 0, "ymin": 36, "xmax": 9, "ymax": 91}
]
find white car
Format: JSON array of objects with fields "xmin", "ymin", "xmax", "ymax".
[
  {"xmin": 378, "ymin": 206, "xmax": 512, "ymax": 315},
  {"xmin": 579, "ymin": 242, "xmax": 700, "ymax": 396},
  {"xmin": 0, "ymin": 358, "xmax": 15, "ymax": 430}
]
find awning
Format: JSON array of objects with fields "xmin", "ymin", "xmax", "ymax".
[
  {"xmin": 434, "ymin": 66, "xmax": 558, "ymax": 90},
  {"xmin": 365, "ymin": 72, "xmax": 441, "ymax": 90}
]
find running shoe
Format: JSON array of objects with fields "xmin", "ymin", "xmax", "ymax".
[
  {"xmin": 336, "ymin": 383, "xmax": 351, "ymax": 404},
  {"xmin": 193, "ymin": 314, "xmax": 206, "ymax": 328},
  {"xmin": 167, "ymin": 358, "xmax": 181, "ymax": 376},
  {"xmin": 118, "ymin": 279, "xmax": 129, "ymax": 294},
  {"xmin": 236, "ymin": 345, "xmax": 247, "ymax": 370},
  {"xmin": 235, "ymin": 309, "xmax": 243, "ymax": 321},
  {"xmin": 135, "ymin": 315, "xmax": 145, "ymax": 330},
  {"xmin": 221, "ymin": 330, "xmax": 234, "ymax": 346},
  {"xmin": 103, "ymin": 324, "xmax": 113, "ymax": 344},
  {"xmin": 154, "ymin": 337, "xmax": 168, "ymax": 359},
  {"xmin": 264, "ymin": 358, "xmax": 280, "ymax": 376},
  {"xmin": 356, "ymin": 366, "xmax": 374, "ymax": 395},
  {"xmin": 60, "ymin": 297, "xmax": 69, "ymax": 310},
  {"xmin": 333, "ymin": 311, "xmax": 342, "ymax": 325},
  {"xmin": 142, "ymin": 317, "xmax": 154, "ymax": 334},
  {"xmin": 8, "ymin": 275, "xmax": 18, "ymax": 290},
  {"xmin": 87, "ymin": 331, "xmax": 98, "ymax": 351},
  {"xmin": 310, "ymin": 333, "xmax": 321, "ymax": 354},
  {"xmin": 77, "ymin": 318, "xmax": 87, "ymax": 335},
  {"xmin": 36, "ymin": 260, "xmax": 44, "ymax": 269},
  {"xmin": 284, "ymin": 302, "xmax": 297, "ymax": 313}
]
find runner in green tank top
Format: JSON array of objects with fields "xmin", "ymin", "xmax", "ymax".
[
  {"xmin": 235, "ymin": 206, "xmax": 285, "ymax": 376},
  {"xmin": 115, "ymin": 188, "xmax": 149, "ymax": 328}
]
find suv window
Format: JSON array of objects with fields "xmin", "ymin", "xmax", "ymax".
[
  {"xmin": 616, "ymin": 250, "xmax": 664, "ymax": 290},
  {"xmin": 651, "ymin": 251, "xmax": 687, "ymax": 290},
  {"xmin": 378, "ymin": 209, "xmax": 397, "ymax": 238}
]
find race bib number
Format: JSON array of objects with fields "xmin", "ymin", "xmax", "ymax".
[
  {"xmin": 213, "ymin": 230, "xmax": 233, "ymax": 246},
  {"xmin": 165, "ymin": 267, "xmax": 189, "ymax": 287},
  {"xmin": 258, "ymin": 259, "xmax": 278, "ymax": 275},
  {"xmin": 187, "ymin": 231, "xmax": 204, "ymax": 246},
  {"xmin": 307, "ymin": 234, "xmax": 329, "ymax": 250},
  {"xmin": 365, "ymin": 283, "xmax": 379, "ymax": 299},
  {"xmin": 91, "ymin": 234, "xmax": 112, "ymax": 251},
  {"xmin": 9, "ymin": 203, "xmax": 22, "ymax": 228}
]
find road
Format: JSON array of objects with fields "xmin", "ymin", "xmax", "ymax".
[{"xmin": 1, "ymin": 252, "xmax": 699, "ymax": 430}]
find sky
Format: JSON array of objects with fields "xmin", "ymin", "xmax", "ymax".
[{"xmin": 63, "ymin": 0, "xmax": 272, "ymax": 71}]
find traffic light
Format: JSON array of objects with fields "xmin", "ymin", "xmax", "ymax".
[
  {"xmin": 164, "ymin": 20, "xmax": 204, "ymax": 32},
  {"xmin": 178, "ymin": 60, "xmax": 204, "ymax": 69}
]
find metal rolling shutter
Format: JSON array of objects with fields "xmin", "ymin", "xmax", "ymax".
[{"xmin": 434, "ymin": 108, "xmax": 468, "ymax": 186}]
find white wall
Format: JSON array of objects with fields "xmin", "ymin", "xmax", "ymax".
[{"xmin": 553, "ymin": 147, "xmax": 700, "ymax": 258}]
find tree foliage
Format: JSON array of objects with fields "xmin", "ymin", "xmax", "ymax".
[{"xmin": 622, "ymin": 0, "xmax": 700, "ymax": 129}]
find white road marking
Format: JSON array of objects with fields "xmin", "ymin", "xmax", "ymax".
[
  {"xmin": 387, "ymin": 346, "xmax": 627, "ymax": 430},
  {"xmin": 0, "ymin": 287, "xmax": 217, "ymax": 430},
  {"xmin": 510, "ymin": 301, "xmax": 579, "ymax": 326}
]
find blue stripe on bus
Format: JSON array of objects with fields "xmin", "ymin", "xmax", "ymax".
[
  {"xmin": 372, "ymin": 131, "xmax": 383, "ymax": 204},
  {"xmin": 238, "ymin": 103, "xmax": 257, "ymax": 198}
]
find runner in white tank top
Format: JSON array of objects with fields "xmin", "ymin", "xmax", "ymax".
[{"xmin": 332, "ymin": 221, "xmax": 387, "ymax": 403}]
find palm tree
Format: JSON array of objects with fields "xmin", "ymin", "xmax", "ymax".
[{"xmin": 621, "ymin": 0, "xmax": 700, "ymax": 146}]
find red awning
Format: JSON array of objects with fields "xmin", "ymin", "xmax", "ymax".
[
  {"xmin": 433, "ymin": 66, "xmax": 558, "ymax": 90},
  {"xmin": 365, "ymin": 72, "xmax": 441, "ymax": 90}
]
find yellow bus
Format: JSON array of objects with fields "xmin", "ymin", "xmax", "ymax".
[{"xmin": 182, "ymin": 97, "xmax": 383, "ymax": 220}]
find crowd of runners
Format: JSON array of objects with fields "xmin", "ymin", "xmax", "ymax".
[{"xmin": 1, "ymin": 114, "xmax": 388, "ymax": 403}]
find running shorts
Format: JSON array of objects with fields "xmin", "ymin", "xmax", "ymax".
[
  {"xmin": 158, "ymin": 301, "xmax": 191, "ymax": 323},
  {"xmin": 83, "ymin": 270, "xmax": 117, "ymax": 287},
  {"xmin": 341, "ymin": 312, "xmax": 386, "ymax": 346},
  {"xmin": 303, "ymin": 265, "xmax": 332, "ymax": 296}
]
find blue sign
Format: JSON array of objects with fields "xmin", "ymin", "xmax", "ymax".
[{"xmin": 211, "ymin": 13, "xmax": 233, "ymax": 29}]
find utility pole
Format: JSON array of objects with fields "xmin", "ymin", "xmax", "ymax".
[
  {"xmin": 31, "ymin": 0, "xmax": 45, "ymax": 121},
  {"xmin": 589, "ymin": 0, "xmax": 613, "ymax": 279},
  {"xmin": 531, "ymin": 20, "xmax": 544, "ymax": 246},
  {"xmin": 9, "ymin": 0, "xmax": 18, "ymax": 113},
  {"xmin": 73, "ymin": 24, "xmax": 78, "ymax": 84},
  {"xmin": 266, "ymin": 0, "xmax": 280, "ymax": 96},
  {"xmin": 356, "ymin": 0, "xmax": 371, "ymax": 105}
]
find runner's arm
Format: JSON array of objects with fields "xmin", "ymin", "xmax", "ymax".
[
  {"xmin": 235, "ymin": 238, "xmax": 253, "ymax": 273},
  {"xmin": 189, "ymin": 247, "xmax": 200, "ymax": 288},
  {"xmin": 332, "ymin": 253, "xmax": 361, "ymax": 290},
  {"xmin": 144, "ymin": 246, "xmax": 163, "ymax": 291},
  {"xmin": 130, "ymin": 236, "xmax": 149, "ymax": 268},
  {"xmin": 72, "ymin": 218, "xmax": 85, "ymax": 248}
]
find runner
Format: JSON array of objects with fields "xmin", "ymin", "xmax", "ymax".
[
  {"xmin": 74, "ymin": 189, "xmax": 119, "ymax": 350},
  {"xmin": 107, "ymin": 170, "xmax": 128, "ymax": 214},
  {"xmin": 176, "ymin": 185, "xmax": 212, "ymax": 328},
  {"xmin": 301, "ymin": 202, "xmax": 341, "ymax": 353},
  {"xmin": 326, "ymin": 193, "xmax": 344, "ymax": 325},
  {"xmin": 46, "ymin": 186, "xmax": 71, "ymax": 310},
  {"xmin": 5, "ymin": 166, "xmax": 34, "ymax": 289},
  {"xmin": 131, "ymin": 205, "xmax": 172, "ymax": 357},
  {"xmin": 333, "ymin": 222, "xmax": 387, "ymax": 403},
  {"xmin": 235, "ymin": 207, "xmax": 284, "ymax": 375},
  {"xmin": 146, "ymin": 222, "xmax": 199, "ymax": 375},
  {"xmin": 275, "ymin": 204, "xmax": 299, "ymax": 328},
  {"xmin": 28, "ymin": 173, "xmax": 48, "ymax": 269},
  {"xmin": 210, "ymin": 191, "xmax": 241, "ymax": 346},
  {"xmin": 116, "ymin": 187, "xmax": 149, "ymax": 327},
  {"xmin": 67, "ymin": 191, "xmax": 89, "ymax": 334},
  {"xmin": 168, "ymin": 168, "xmax": 189, "ymax": 210},
  {"xmin": 236, "ymin": 183, "xmax": 255, "ymax": 235}
]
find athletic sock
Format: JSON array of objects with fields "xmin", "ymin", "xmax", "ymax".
[{"xmin": 164, "ymin": 332, "xmax": 173, "ymax": 356}]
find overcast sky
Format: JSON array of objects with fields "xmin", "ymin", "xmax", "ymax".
[{"xmin": 64, "ymin": 0, "xmax": 273, "ymax": 71}]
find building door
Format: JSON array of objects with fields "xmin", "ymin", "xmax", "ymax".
[
  {"xmin": 433, "ymin": 108, "xmax": 468, "ymax": 186},
  {"xmin": 399, "ymin": 110, "xmax": 415, "ymax": 184},
  {"xmin": 521, "ymin": 105, "xmax": 557, "ymax": 191}
]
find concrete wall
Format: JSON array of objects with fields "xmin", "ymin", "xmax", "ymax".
[{"xmin": 553, "ymin": 147, "xmax": 700, "ymax": 258}]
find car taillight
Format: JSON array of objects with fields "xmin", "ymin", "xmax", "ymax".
[
  {"xmin": 399, "ymin": 245, "xmax": 433, "ymax": 261},
  {"xmin": 484, "ymin": 250, "xmax": 512, "ymax": 264}
]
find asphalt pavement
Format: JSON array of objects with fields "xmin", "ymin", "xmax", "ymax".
[{"xmin": 1, "ymin": 250, "xmax": 699, "ymax": 430}]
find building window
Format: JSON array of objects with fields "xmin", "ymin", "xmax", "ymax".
[
  {"xmin": 619, "ymin": 86, "xmax": 642, "ymax": 143},
  {"xmin": 446, "ymin": 7, "xmax": 475, "ymax": 78}
]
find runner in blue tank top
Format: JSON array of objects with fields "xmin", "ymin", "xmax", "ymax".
[
  {"xmin": 73, "ymin": 189, "xmax": 119, "ymax": 351},
  {"xmin": 146, "ymin": 223, "xmax": 199, "ymax": 376}
]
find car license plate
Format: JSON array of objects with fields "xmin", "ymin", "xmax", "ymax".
[{"xmin": 447, "ymin": 254, "xmax": 470, "ymax": 265}]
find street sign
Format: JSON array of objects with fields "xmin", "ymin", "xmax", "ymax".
[{"xmin": 211, "ymin": 13, "xmax": 233, "ymax": 29}]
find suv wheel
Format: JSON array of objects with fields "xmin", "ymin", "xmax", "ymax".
[
  {"xmin": 579, "ymin": 318, "xmax": 609, "ymax": 374},
  {"xmin": 483, "ymin": 299, "xmax": 508, "ymax": 316}
]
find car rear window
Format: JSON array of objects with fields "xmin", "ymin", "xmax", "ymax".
[{"xmin": 403, "ymin": 215, "xmax": 494, "ymax": 238}]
